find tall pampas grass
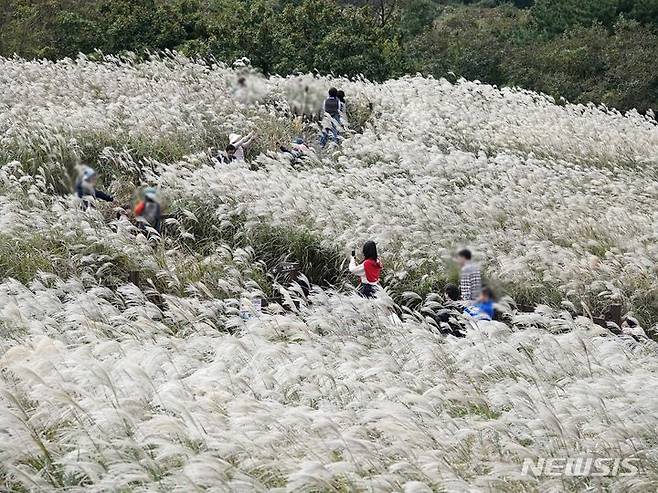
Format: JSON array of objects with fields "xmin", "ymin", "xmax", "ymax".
[{"xmin": 0, "ymin": 53, "xmax": 657, "ymax": 491}]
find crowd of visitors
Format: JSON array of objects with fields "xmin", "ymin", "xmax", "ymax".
[
  {"xmin": 348, "ymin": 241, "xmax": 494, "ymax": 328},
  {"xmin": 75, "ymin": 83, "xmax": 621, "ymax": 338}
]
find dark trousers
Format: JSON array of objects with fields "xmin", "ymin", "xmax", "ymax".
[{"xmin": 357, "ymin": 283, "xmax": 377, "ymax": 299}]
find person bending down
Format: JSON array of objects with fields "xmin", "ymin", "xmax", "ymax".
[
  {"xmin": 464, "ymin": 286, "xmax": 495, "ymax": 321},
  {"xmin": 75, "ymin": 166, "xmax": 114, "ymax": 210},
  {"xmin": 280, "ymin": 137, "xmax": 310, "ymax": 156},
  {"xmin": 349, "ymin": 240, "xmax": 383, "ymax": 298},
  {"xmin": 134, "ymin": 187, "xmax": 162, "ymax": 233}
]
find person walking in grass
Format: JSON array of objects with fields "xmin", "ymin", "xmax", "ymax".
[
  {"xmin": 320, "ymin": 87, "xmax": 341, "ymax": 147},
  {"xmin": 75, "ymin": 166, "xmax": 114, "ymax": 210},
  {"xmin": 457, "ymin": 248, "xmax": 482, "ymax": 303},
  {"xmin": 349, "ymin": 240, "xmax": 383, "ymax": 298},
  {"xmin": 337, "ymin": 89, "xmax": 348, "ymax": 128}
]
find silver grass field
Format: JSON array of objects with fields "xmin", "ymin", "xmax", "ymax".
[{"xmin": 0, "ymin": 54, "xmax": 657, "ymax": 492}]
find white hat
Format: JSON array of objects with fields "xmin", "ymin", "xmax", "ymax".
[
  {"xmin": 229, "ymin": 133, "xmax": 241, "ymax": 145},
  {"xmin": 82, "ymin": 166, "xmax": 96, "ymax": 180}
]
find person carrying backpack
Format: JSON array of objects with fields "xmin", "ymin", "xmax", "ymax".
[
  {"xmin": 349, "ymin": 240, "xmax": 383, "ymax": 298},
  {"xmin": 320, "ymin": 87, "xmax": 341, "ymax": 147},
  {"xmin": 75, "ymin": 166, "xmax": 114, "ymax": 210},
  {"xmin": 134, "ymin": 187, "xmax": 162, "ymax": 233}
]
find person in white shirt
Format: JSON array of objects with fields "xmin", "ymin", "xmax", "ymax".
[
  {"xmin": 349, "ymin": 240, "xmax": 383, "ymax": 298},
  {"xmin": 226, "ymin": 131, "xmax": 256, "ymax": 161}
]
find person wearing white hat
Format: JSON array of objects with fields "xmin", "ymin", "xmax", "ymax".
[
  {"xmin": 75, "ymin": 166, "xmax": 114, "ymax": 210},
  {"xmin": 226, "ymin": 131, "xmax": 256, "ymax": 162}
]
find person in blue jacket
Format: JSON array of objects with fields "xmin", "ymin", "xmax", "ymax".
[{"xmin": 465, "ymin": 286, "xmax": 495, "ymax": 321}]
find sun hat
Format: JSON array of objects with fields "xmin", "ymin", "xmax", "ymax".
[{"xmin": 82, "ymin": 166, "xmax": 96, "ymax": 180}]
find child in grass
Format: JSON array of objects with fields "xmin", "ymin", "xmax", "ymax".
[
  {"xmin": 227, "ymin": 131, "xmax": 256, "ymax": 161},
  {"xmin": 464, "ymin": 286, "xmax": 495, "ymax": 321}
]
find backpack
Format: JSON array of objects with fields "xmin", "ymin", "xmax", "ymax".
[
  {"xmin": 142, "ymin": 201, "xmax": 161, "ymax": 231},
  {"xmin": 324, "ymin": 97, "xmax": 340, "ymax": 117}
]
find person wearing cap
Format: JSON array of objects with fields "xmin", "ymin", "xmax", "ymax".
[
  {"xmin": 134, "ymin": 187, "xmax": 162, "ymax": 233},
  {"xmin": 291, "ymin": 137, "xmax": 309, "ymax": 155},
  {"xmin": 75, "ymin": 166, "xmax": 114, "ymax": 210},
  {"xmin": 226, "ymin": 131, "xmax": 256, "ymax": 162}
]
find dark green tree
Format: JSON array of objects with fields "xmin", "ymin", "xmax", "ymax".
[
  {"xmin": 409, "ymin": 5, "xmax": 529, "ymax": 84},
  {"xmin": 531, "ymin": 0, "xmax": 620, "ymax": 35}
]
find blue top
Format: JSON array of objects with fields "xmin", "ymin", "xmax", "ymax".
[{"xmin": 465, "ymin": 300, "xmax": 494, "ymax": 321}]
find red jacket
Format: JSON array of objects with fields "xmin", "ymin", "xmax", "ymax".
[
  {"xmin": 363, "ymin": 259, "xmax": 382, "ymax": 283},
  {"xmin": 134, "ymin": 201, "xmax": 145, "ymax": 216}
]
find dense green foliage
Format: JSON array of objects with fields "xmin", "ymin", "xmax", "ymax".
[{"xmin": 1, "ymin": 0, "xmax": 658, "ymax": 112}]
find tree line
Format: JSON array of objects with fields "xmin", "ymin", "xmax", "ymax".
[{"xmin": 1, "ymin": 0, "xmax": 657, "ymax": 113}]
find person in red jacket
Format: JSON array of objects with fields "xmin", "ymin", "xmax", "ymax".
[
  {"xmin": 349, "ymin": 240, "xmax": 383, "ymax": 298},
  {"xmin": 134, "ymin": 187, "xmax": 162, "ymax": 233}
]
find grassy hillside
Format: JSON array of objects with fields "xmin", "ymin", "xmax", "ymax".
[{"xmin": 0, "ymin": 54, "xmax": 657, "ymax": 491}]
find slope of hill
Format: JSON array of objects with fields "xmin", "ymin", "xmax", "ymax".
[{"xmin": 0, "ymin": 54, "xmax": 657, "ymax": 491}]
